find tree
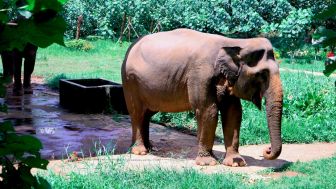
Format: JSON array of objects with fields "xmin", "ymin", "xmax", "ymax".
[{"xmin": 313, "ymin": 3, "xmax": 336, "ymax": 76}]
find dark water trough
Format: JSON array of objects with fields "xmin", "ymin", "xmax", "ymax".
[{"xmin": 59, "ymin": 78, "xmax": 128, "ymax": 114}]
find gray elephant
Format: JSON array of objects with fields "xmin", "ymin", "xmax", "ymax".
[{"xmin": 121, "ymin": 29, "xmax": 283, "ymax": 166}]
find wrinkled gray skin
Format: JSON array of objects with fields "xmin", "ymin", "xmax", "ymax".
[{"xmin": 121, "ymin": 29, "xmax": 283, "ymax": 166}]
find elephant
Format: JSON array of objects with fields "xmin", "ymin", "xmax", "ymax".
[
  {"xmin": 121, "ymin": 29, "xmax": 283, "ymax": 166},
  {"xmin": 1, "ymin": 43, "xmax": 38, "ymax": 96}
]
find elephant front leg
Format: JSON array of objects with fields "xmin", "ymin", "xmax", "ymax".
[
  {"xmin": 220, "ymin": 96, "xmax": 246, "ymax": 167},
  {"xmin": 195, "ymin": 104, "xmax": 218, "ymax": 166}
]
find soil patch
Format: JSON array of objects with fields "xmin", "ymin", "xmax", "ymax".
[{"xmin": 266, "ymin": 171, "xmax": 302, "ymax": 179}]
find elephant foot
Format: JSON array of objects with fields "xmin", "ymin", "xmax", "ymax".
[
  {"xmin": 195, "ymin": 156, "xmax": 217, "ymax": 166},
  {"xmin": 24, "ymin": 86, "xmax": 33, "ymax": 94},
  {"xmin": 131, "ymin": 144, "xmax": 148, "ymax": 155},
  {"xmin": 223, "ymin": 153, "xmax": 246, "ymax": 167},
  {"xmin": 12, "ymin": 86, "xmax": 23, "ymax": 96}
]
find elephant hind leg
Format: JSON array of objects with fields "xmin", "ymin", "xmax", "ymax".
[
  {"xmin": 124, "ymin": 86, "xmax": 156, "ymax": 155},
  {"xmin": 130, "ymin": 109, "xmax": 156, "ymax": 155}
]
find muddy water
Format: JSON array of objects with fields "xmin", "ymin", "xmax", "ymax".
[{"xmin": 1, "ymin": 84, "xmax": 134, "ymax": 159}]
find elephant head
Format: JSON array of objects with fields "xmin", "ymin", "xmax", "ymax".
[{"xmin": 217, "ymin": 38, "xmax": 283, "ymax": 160}]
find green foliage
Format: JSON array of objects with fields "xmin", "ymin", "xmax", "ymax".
[
  {"xmin": 0, "ymin": 121, "xmax": 51, "ymax": 189},
  {"xmin": 312, "ymin": 3, "xmax": 336, "ymax": 75},
  {"xmin": 313, "ymin": 27, "xmax": 336, "ymax": 47},
  {"xmin": 0, "ymin": 1, "xmax": 68, "ymax": 188},
  {"xmin": 313, "ymin": 4, "xmax": 336, "ymax": 48},
  {"xmin": 62, "ymin": 0, "xmax": 97, "ymax": 38},
  {"xmin": 65, "ymin": 39, "xmax": 94, "ymax": 51},
  {"xmin": 86, "ymin": 35, "xmax": 105, "ymax": 41},
  {"xmin": 0, "ymin": 0, "xmax": 67, "ymax": 50},
  {"xmin": 258, "ymin": 0, "xmax": 293, "ymax": 23},
  {"xmin": 323, "ymin": 60, "xmax": 336, "ymax": 76},
  {"xmin": 62, "ymin": 0, "xmax": 333, "ymax": 48},
  {"xmin": 46, "ymin": 73, "xmax": 68, "ymax": 89},
  {"xmin": 274, "ymin": 9, "xmax": 313, "ymax": 51},
  {"xmin": 314, "ymin": 3, "xmax": 336, "ymax": 20}
]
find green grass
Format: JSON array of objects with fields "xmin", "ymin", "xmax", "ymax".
[
  {"xmin": 280, "ymin": 59, "xmax": 326, "ymax": 72},
  {"xmin": 253, "ymin": 156, "xmax": 336, "ymax": 189},
  {"xmin": 40, "ymin": 156, "xmax": 336, "ymax": 189},
  {"xmin": 34, "ymin": 40, "xmax": 130, "ymax": 83}
]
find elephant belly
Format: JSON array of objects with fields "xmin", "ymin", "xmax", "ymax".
[{"xmin": 137, "ymin": 80, "xmax": 192, "ymax": 112}]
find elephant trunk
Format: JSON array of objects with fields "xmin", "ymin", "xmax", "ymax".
[{"xmin": 263, "ymin": 72, "xmax": 283, "ymax": 160}]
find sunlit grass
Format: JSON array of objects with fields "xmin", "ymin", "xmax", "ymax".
[
  {"xmin": 40, "ymin": 156, "xmax": 336, "ymax": 189},
  {"xmin": 280, "ymin": 59, "xmax": 326, "ymax": 72},
  {"xmin": 34, "ymin": 40, "xmax": 130, "ymax": 83}
]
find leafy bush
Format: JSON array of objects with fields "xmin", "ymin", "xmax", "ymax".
[
  {"xmin": 278, "ymin": 9, "xmax": 313, "ymax": 52},
  {"xmin": 46, "ymin": 73, "xmax": 68, "ymax": 89},
  {"xmin": 0, "ymin": 122, "xmax": 50, "ymax": 189},
  {"xmin": 312, "ymin": 3, "xmax": 336, "ymax": 76},
  {"xmin": 86, "ymin": 35, "xmax": 105, "ymax": 41},
  {"xmin": 62, "ymin": 0, "xmax": 334, "ymax": 46},
  {"xmin": 63, "ymin": 0, "xmax": 97, "ymax": 39},
  {"xmin": 65, "ymin": 39, "xmax": 94, "ymax": 51}
]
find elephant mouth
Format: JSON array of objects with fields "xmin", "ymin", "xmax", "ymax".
[{"xmin": 252, "ymin": 91, "xmax": 263, "ymax": 110}]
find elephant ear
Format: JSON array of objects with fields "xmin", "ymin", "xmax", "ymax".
[
  {"xmin": 223, "ymin": 47, "xmax": 241, "ymax": 62},
  {"xmin": 215, "ymin": 46, "xmax": 242, "ymax": 86},
  {"xmin": 244, "ymin": 49, "xmax": 265, "ymax": 67}
]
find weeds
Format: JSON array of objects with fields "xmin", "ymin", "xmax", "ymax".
[
  {"xmin": 46, "ymin": 73, "xmax": 68, "ymax": 89},
  {"xmin": 65, "ymin": 39, "xmax": 94, "ymax": 51}
]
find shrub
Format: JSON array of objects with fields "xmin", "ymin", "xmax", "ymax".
[
  {"xmin": 65, "ymin": 39, "xmax": 94, "ymax": 51},
  {"xmin": 61, "ymin": 0, "xmax": 335, "ymax": 52},
  {"xmin": 86, "ymin": 35, "xmax": 105, "ymax": 41},
  {"xmin": 46, "ymin": 73, "xmax": 68, "ymax": 89},
  {"xmin": 0, "ymin": 122, "xmax": 50, "ymax": 189}
]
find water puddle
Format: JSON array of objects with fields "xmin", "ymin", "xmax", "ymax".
[{"xmin": 2, "ymin": 84, "xmax": 132, "ymax": 160}]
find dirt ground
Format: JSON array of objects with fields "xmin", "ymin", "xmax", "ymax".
[{"xmin": 1, "ymin": 77, "xmax": 336, "ymax": 177}]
